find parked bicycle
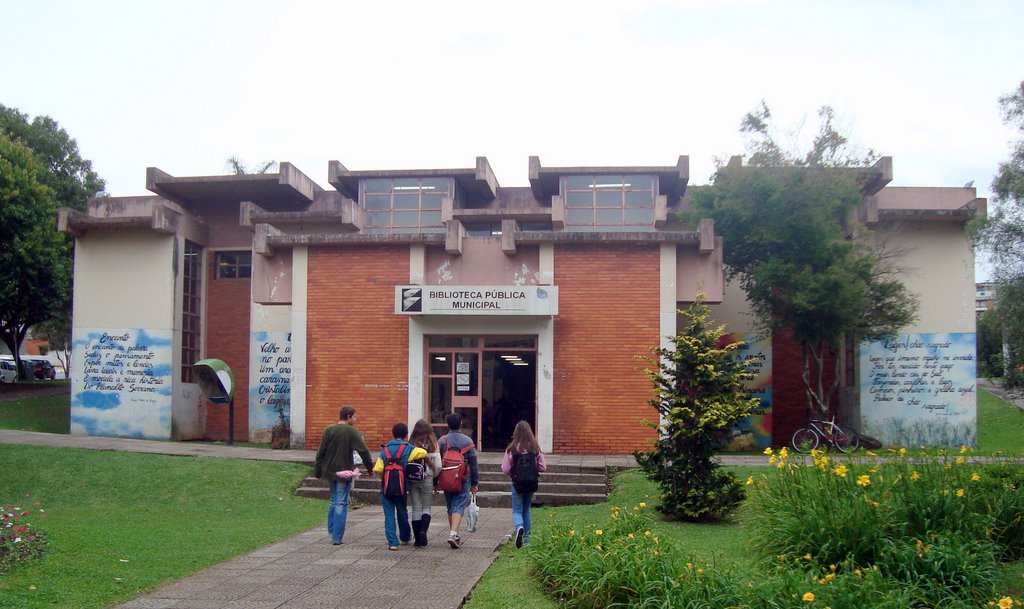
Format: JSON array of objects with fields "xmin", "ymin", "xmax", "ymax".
[{"xmin": 790, "ymin": 416, "xmax": 860, "ymax": 453}]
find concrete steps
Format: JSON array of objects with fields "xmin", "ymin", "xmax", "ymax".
[{"xmin": 295, "ymin": 461, "xmax": 609, "ymax": 508}]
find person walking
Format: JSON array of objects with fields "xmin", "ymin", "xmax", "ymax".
[
  {"xmin": 438, "ymin": 412, "xmax": 478, "ymax": 549},
  {"xmin": 501, "ymin": 420, "xmax": 546, "ymax": 548},
  {"xmin": 372, "ymin": 422, "xmax": 426, "ymax": 550},
  {"xmin": 313, "ymin": 405, "xmax": 374, "ymax": 545},
  {"xmin": 408, "ymin": 419, "xmax": 442, "ymax": 547}
]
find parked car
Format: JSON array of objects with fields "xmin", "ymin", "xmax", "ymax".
[
  {"xmin": 0, "ymin": 360, "xmax": 17, "ymax": 383},
  {"xmin": 16, "ymin": 357, "xmax": 56, "ymax": 380}
]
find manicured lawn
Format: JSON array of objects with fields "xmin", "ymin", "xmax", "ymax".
[
  {"xmin": 0, "ymin": 393, "xmax": 69, "ymax": 434},
  {"xmin": 978, "ymin": 385, "xmax": 1024, "ymax": 453},
  {"xmin": 0, "ymin": 445, "xmax": 325, "ymax": 609}
]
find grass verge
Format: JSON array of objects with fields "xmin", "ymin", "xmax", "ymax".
[
  {"xmin": 0, "ymin": 445, "xmax": 324, "ymax": 609},
  {"xmin": 0, "ymin": 394, "xmax": 69, "ymax": 434}
]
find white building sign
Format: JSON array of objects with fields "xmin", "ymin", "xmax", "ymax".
[{"xmin": 396, "ymin": 285, "xmax": 558, "ymax": 316}]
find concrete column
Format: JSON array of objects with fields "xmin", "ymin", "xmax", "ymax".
[{"xmin": 289, "ymin": 246, "xmax": 308, "ymax": 448}]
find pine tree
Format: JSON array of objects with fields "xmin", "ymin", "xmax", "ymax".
[{"xmin": 634, "ymin": 297, "xmax": 762, "ymax": 521}]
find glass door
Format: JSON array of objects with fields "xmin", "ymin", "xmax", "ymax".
[{"xmin": 427, "ymin": 346, "xmax": 481, "ymax": 444}]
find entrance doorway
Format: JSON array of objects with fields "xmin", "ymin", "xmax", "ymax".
[{"xmin": 426, "ymin": 335, "xmax": 536, "ymax": 451}]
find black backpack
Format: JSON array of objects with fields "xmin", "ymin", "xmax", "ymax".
[
  {"xmin": 381, "ymin": 443, "xmax": 411, "ymax": 497},
  {"xmin": 510, "ymin": 451, "xmax": 539, "ymax": 494},
  {"xmin": 405, "ymin": 457, "xmax": 427, "ymax": 481}
]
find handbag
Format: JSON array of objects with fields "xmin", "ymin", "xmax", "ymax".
[{"xmin": 465, "ymin": 493, "xmax": 480, "ymax": 532}]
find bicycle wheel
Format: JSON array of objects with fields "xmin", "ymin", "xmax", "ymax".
[
  {"xmin": 831, "ymin": 426, "xmax": 860, "ymax": 453},
  {"xmin": 790, "ymin": 428, "xmax": 820, "ymax": 453}
]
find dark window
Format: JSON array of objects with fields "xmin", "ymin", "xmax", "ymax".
[
  {"xmin": 182, "ymin": 241, "xmax": 202, "ymax": 383},
  {"xmin": 562, "ymin": 174, "xmax": 655, "ymax": 230},
  {"xmin": 215, "ymin": 251, "xmax": 252, "ymax": 279},
  {"xmin": 361, "ymin": 177, "xmax": 450, "ymax": 234}
]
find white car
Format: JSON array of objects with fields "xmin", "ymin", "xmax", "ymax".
[{"xmin": 0, "ymin": 360, "xmax": 17, "ymax": 383}]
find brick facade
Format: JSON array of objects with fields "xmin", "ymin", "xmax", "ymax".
[
  {"xmin": 769, "ymin": 327, "xmax": 838, "ymax": 445},
  {"xmin": 204, "ymin": 254, "xmax": 252, "ymax": 441},
  {"xmin": 305, "ymin": 246, "xmax": 411, "ymax": 450},
  {"xmin": 552, "ymin": 244, "xmax": 661, "ymax": 454}
]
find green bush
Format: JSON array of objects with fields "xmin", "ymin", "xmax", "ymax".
[{"xmin": 746, "ymin": 448, "xmax": 1023, "ymax": 607}]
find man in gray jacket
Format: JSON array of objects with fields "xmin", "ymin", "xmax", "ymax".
[{"xmin": 438, "ymin": 412, "xmax": 478, "ymax": 548}]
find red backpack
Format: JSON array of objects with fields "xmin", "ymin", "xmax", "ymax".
[
  {"xmin": 436, "ymin": 439, "xmax": 474, "ymax": 493},
  {"xmin": 381, "ymin": 443, "xmax": 411, "ymax": 497}
]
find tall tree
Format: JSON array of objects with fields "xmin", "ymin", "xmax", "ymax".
[
  {"xmin": 0, "ymin": 105, "xmax": 106, "ymax": 369},
  {"xmin": 0, "ymin": 105, "xmax": 105, "ymax": 212},
  {"xmin": 689, "ymin": 104, "xmax": 917, "ymax": 419},
  {"xmin": 0, "ymin": 134, "xmax": 68, "ymax": 378},
  {"xmin": 978, "ymin": 81, "xmax": 1024, "ymax": 388}
]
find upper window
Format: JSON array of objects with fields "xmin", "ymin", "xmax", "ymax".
[
  {"xmin": 215, "ymin": 251, "xmax": 252, "ymax": 279},
  {"xmin": 362, "ymin": 177, "xmax": 450, "ymax": 234},
  {"xmin": 562, "ymin": 174, "xmax": 655, "ymax": 231}
]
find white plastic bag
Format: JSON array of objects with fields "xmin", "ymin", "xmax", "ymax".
[{"xmin": 466, "ymin": 493, "xmax": 480, "ymax": 532}]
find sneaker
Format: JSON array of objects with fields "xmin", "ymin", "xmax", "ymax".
[
  {"xmin": 388, "ymin": 546, "xmax": 398, "ymax": 551},
  {"xmin": 515, "ymin": 527, "xmax": 525, "ymax": 549},
  {"xmin": 331, "ymin": 540, "xmax": 343, "ymax": 546},
  {"xmin": 447, "ymin": 534, "xmax": 461, "ymax": 549}
]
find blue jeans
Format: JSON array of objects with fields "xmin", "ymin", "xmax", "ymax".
[
  {"xmin": 327, "ymin": 479, "xmax": 352, "ymax": 544},
  {"xmin": 381, "ymin": 493, "xmax": 411, "ymax": 547},
  {"xmin": 511, "ymin": 484, "xmax": 535, "ymax": 544}
]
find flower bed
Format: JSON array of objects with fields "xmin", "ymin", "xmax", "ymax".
[{"xmin": 1, "ymin": 497, "xmax": 48, "ymax": 574}]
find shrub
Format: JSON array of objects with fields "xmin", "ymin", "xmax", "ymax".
[
  {"xmin": 747, "ymin": 448, "xmax": 1023, "ymax": 607},
  {"xmin": 633, "ymin": 297, "xmax": 762, "ymax": 521},
  {"xmin": 0, "ymin": 497, "xmax": 48, "ymax": 574}
]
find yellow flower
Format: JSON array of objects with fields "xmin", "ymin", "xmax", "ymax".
[
  {"xmin": 833, "ymin": 465, "xmax": 849, "ymax": 478},
  {"xmin": 696, "ymin": 568, "xmax": 704, "ymax": 574},
  {"xmin": 804, "ymin": 553, "xmax": 812, "ymax": 560},
  {"xmin": 803, "ymin": 592, "xmax": 816, "ymax": 602},
  {"xmin": 972, "ymin": 472, "xmax": 982, "ymax": 482},
  {"xmin": 595, "ymin": 544, "xmax": 602, "ymax": 550},
  {"xmin": 746, "ymin": 476, "xmax": 755, "ymax": 485},
  {"xmin": 595, "ymin": 529, "xmax": 603, "ymax": 535},
  {"xmin": 899, "ymin": 447, "xmax": 907, "ymax": 456},
  {"xmin": 568, "ymin": 530, "xmax": 576, "ymax": 536},
  {"xmin": 644, "ymin": 530, "xmax": 651, "ymax": 537},
  {"xmin": 856, "ymin": 475, "xmax": 871, "ymax": 487},
  {"xmin": 686, "ymin": 562, "xmax": 693, "ymax": 569},
  {"xmin": 866, "ymin": 451, "xmax": 878, "ymax": 457},
  {"xmin": 910, "ymin": 470, "xmax": 921, "ymax": 481},
  {"xmin": 769, "ymin": 455, "xmax": 779, "ymax": 465},
  {"xmin": 763, "ymin": 447, "xmax": 774, "ymax": 455},
  {"xmin": 998, "ymin": 596, "xmax": 1014, "ymax": 609},
  {"xmin": 960, "ymin": 445, "xmax": 970, "ymax": 454},
  {"xmin": 638, "ymin": 502, "xmax": 646, "ymax": 508},
  {"xmin": 779, "ymin": 447, "xmax": 789, "ymax": 458},
  {"xmin": 819, "ymin": 572, "xmax": 836, "ymax": 584},
  {"xmin": 628, "ymin": 533, "xmax": 634, "ymax": 539},
  {"xmin": 956, "ymin": 456, "xmax": 967, "ymax": 465},
  {"xmin": 956, "ymin": 488, "xmax": 965, "ymax": 497}
]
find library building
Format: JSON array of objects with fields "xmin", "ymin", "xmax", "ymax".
[{"xmin": 58, "ymin": 155, "xmax": 983, "ymax": 453}]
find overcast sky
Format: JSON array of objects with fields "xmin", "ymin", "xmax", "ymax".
[{"xmin": 3, "ymin": 0, "xmax": 1021, "ymax": 278}]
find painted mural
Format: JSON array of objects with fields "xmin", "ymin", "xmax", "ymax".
[
  {"xmin": 70, "ymin": 328, "xmax": 173, "ymax": 439},
  {"xmin": 860, "ymin": 332, "xmax": 976, "ymax": 447},
  {"xmin": 722, "ymin": 332, "xmax": 773, "ymax": 450},
  {"xmin": 249, "ymin": 331, "xmax": 291, "ymax": 443}
]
